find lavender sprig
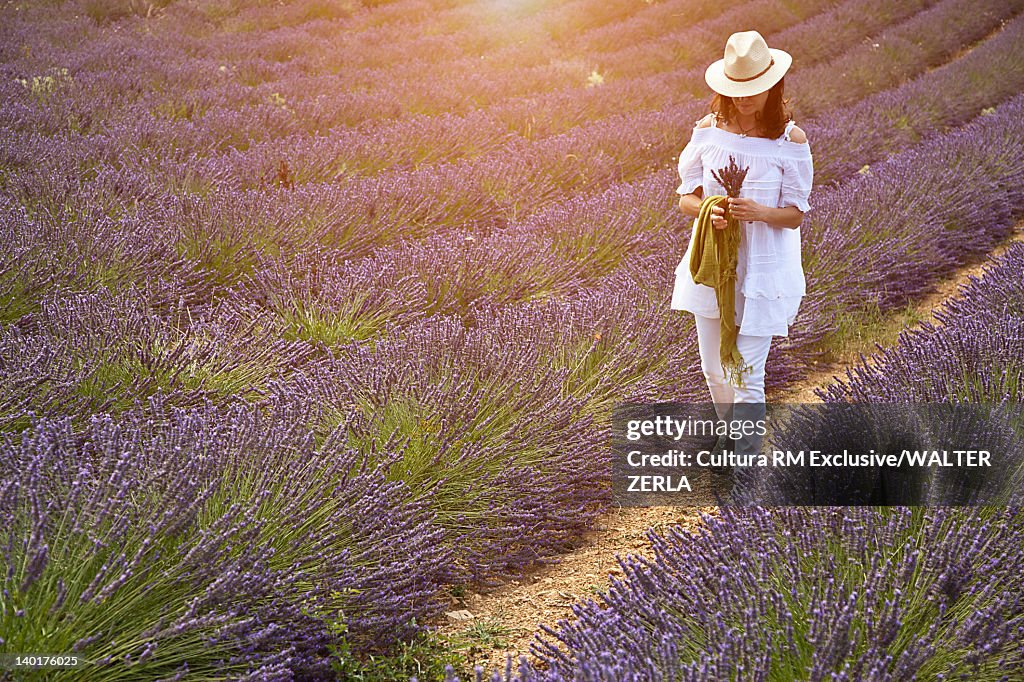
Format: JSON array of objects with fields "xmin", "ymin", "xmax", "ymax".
[
  {"xmin": 710, "ymin": 154, "xmax": 749, "ymax": 218},
  {"xmin": 710, "ymin": 155, "xmax": 749, "ymax": 197}
]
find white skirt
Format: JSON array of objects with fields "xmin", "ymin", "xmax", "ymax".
[{"xmin": 671, "ymin": 237, "xmax": 803, "ymax": 338}]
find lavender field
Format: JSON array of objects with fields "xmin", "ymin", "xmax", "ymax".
[
  {"xmin": 2, "ymin": 0, "xmax": 1023, "ymax": 679},
  {"xmin": 463, "ymin": 244, "xmax": 1024, "ymax": 681}
]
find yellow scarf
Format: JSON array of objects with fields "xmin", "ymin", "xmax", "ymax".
[{"xmin": 688, "ymin": 195, "xmax": 750, "ymax": 387}]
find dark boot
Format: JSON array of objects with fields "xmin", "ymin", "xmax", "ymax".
[{"xmin": 708, "ymin": 433, "xmax": 734, "ymax": 473}]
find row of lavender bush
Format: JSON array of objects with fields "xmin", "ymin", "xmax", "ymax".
[
  {"xmin": 0, "ymin": 0, "xmax": 955, "ymax": 203},
  {"xmin": 235, "ymin": 11, "xmax": 1024, "ymax": 339},
  {"xmin": 2, "ymin": 0, "xmax": 995, "ymax": 198},
  {"xmin": 169, "ymin": 0, "xmax": 933, "ymax": 195},
  {"xmin": 189, "ymin": 0, "xmax": 840, "ymax": 165},
  {"xmin": 132, "ymin": 0, "xmax": 964, "ymax": 192},
  {"xmin": 0, "ymin": 0, "xmax": 751, "ymax": 142},
  {"xmin": 0, "ymin": 0, "xmax": 990, "ymax": 344},
  {"xmin": 3, "ymin": 0, "xmax": 1011, "ymax": 332},
  {"xmin": 2, "ymin": 393, "xmax": 457, "ymax": 680},
  {"xmin": 0, "ymin": 0, "xmax": 841, "ymax": 232},
  {"xmin": 204, "ymin": 0, "xmax": 932, "ymax": 176},
  {"xmin": 156, "ymin": 0, "xmax": 1022, "ymax": 274},
  {"xmin": 819, "ymin": 242, "xmax": 1024, "ymax": 403},
  {"xmin": 460, "ymin": 504, "xmax": 1024, "ymax": 680}
]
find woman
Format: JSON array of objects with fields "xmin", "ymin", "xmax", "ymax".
[{"xmin": 671, "ymin": 31, "xmax": 813, "ymax": 458}]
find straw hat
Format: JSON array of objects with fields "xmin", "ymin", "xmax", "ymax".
[{"xmin": 704, "ymin": 30, "xmax": 792, "ymax": 98}]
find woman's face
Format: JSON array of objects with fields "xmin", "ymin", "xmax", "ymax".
[{"xmin": 732, "ymin": 88, "xmax": 770, "ymax": 116}]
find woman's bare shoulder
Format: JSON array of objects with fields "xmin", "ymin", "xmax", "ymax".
[
  {"xmin": 787, "ymin": 124, "xmax": 808, "ymax": 144},
  {"xmin": 694, "ymin": 113, "xmax": 717, "ymax": 129}
]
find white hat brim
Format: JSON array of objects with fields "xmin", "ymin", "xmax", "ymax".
[{"xmin": 704, "ymin": 48, "xmax": 792, "ymax": 97}]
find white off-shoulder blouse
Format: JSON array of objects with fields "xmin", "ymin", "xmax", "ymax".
[{"xmin": 671, "ymin": 114, "xmax": 814, "ymax": 337}]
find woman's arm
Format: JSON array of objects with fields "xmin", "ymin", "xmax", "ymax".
[
  {"xmin": 728, "ymin": 198, "xmax": 806, "ymax": 229},
  {"xmin": 678, "ymin": 187, "xmax": 703, "ymax": 218},
  {"xmin": 752, "ymin": 125, "xmax": 810, "ymax": 229}
]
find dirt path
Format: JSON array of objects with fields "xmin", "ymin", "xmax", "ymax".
[
  {"xmin": 436, "ymin": 220, "xmax": 1024, "ymax": 673},
  {"xmin": 438, "ymin": 504, "xmax": 717, "ymax": 671}
]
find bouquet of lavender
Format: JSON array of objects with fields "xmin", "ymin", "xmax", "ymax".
[{"xmin": 711, "ymin": 154, "xmax": 749, "ymax": 220}]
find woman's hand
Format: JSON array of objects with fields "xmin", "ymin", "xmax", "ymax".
[
  {"xmin": 711, "ymin": 204, "xmax": 728, "ymax": 230},
  {"xmin": 725, "ymin": 197, "xmax": 766, "ymax": 223}
]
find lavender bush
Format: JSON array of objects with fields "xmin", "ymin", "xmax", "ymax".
[
  {"xmin": 737, "ymin": 245, "xmax": 1024, "ymax": 506},
  {"xmin": 456, "ymin": 506, "xmax": 1024, "ymax": 681},
  {"xmin": 272, "ymin": 308, "xmax": 617, "ymax": 582},
  {"xmin": 1, "ymin": 393, "xmax": 454, "ymax": 679},
  {"xmin": 0, "ymin": 285, "xmax": 323, "ymax": 433},
  {"xmin": 820, "ymin": 242, "xmax": 1024, "ymax": 403}
]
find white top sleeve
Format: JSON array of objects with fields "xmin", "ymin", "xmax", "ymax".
[
  {"xmin": 779, "ymin": 144, "xmax": 814, "ymax": 213},
  {"xmin": 675, "ymin": 135, "xmax": 704, "ymax": 196}
]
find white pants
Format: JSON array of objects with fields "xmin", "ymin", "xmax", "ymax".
[
  {"xmin": 693, "ymin": 312, "xmax": 772, "ymax": 415},
  {"xmin": 694, "ymin": 313, "xmax": 773, "ymax": 460}
]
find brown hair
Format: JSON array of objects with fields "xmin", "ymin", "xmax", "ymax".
[{"xmin": 710, "ymin": 77, "xmax": 793, "ymax": 140}]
